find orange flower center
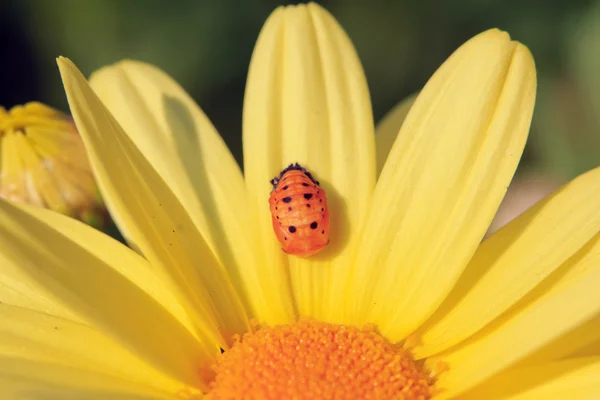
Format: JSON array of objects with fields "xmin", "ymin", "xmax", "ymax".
[{"xmin": 206, "ymin": 320, "xmax": 433, "ymax": 400}]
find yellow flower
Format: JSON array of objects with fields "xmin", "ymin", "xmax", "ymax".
[
  {"xmin": 0, "ymin": 102, "xmax": 105, "ymax": 227},
  {"xmin": 1, "ymin": 3, "xmax": 600, "ymax": 399}
]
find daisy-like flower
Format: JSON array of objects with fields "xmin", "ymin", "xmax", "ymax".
[
  {"xmin": 2, "ymin": 3, "xmax": 600, "ymax": 399},
  {"xmin": 0, "ymin": 102, "xmax": 105, "ymax": 227}
]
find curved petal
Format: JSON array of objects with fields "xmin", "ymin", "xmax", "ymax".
[
  {"xmin": 58, "ymin": 58, "xmax": 249, "ymax": 345},
  {"xmin": 429, "ymin": 231, "xmax": 600, "ymax": 396},
  {"xmin": 572, "ymin": 337, "xmax": 600, "ymax": 358},
  {"xmin": 0, "ymin": 250, "xmax": 82, "ymax": 322},
  {"xmin": 243, "ymin": 3, "xmax": 375, "ymax": 321},
  {"xmin": 460, "ymin": 357, "xmax": 600, "ymax": 400},
  {"xmin": 0, "ymin": 304, "xmax": 182, "ymax": 396},
  {"xmin": 414, "ymin": 167, "xmax": 600, "ymax": 357},
  {"xmin": 89, "ymin": 62, "xmax": 256, "ymax": 317},
  {"xmin": 0, "ymin": 200, "xmax": 216, "ymax": 389},
  {"xmin": 350, "ymin": 30, "xmax": 536, "ymax": 338},
  {"xmin": 0, "ymin": 132, "xmax": 29, "ymax": 204},
  {"xmin": 375, "ymin": 94, "xmax": 416, "ymax": 177},
  {"xmin": 241, "ymin": 7, "xmax": 295, "ymax": 324},
  {"xmin": 0, "ymin": 363, "xmax": 172, "ymax": 400},
  {"xmin": 13, "ymin": 133, "xmax": 66, "ymax": 212},
  {"xmin": 519, "ymin": 314, "xmax": 600, "ymax": 365}
]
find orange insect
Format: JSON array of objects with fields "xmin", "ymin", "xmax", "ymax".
[{"xmin": 269, "ymin": 163, "xmax": 330, "ymax": 257}]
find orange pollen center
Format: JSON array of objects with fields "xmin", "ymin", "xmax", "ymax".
[{"xmin": 206, "ymin": 320, "xmax": 433, "ymax": 400}]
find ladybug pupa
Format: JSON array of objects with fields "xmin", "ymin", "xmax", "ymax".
[{"xmin": 268, "ymin": 163, "xmax": 330, "ymax": 257}]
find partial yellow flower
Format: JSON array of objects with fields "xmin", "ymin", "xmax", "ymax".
[
  {"xmin": 1, "ymin": 3, "xmax": 600, "ymax": 399},
  {"xmin": 0, "ymin": 102, "xmax": 105, "ymax": 227}
]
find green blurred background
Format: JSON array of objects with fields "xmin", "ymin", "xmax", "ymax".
[{"xmin": 2, "ymin": 0, "xmax": 600, "ymax": 201}]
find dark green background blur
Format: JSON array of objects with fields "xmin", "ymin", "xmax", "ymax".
[{"xmin": 2, "ymin": 0, "xmax": 600, "ymax": 186}]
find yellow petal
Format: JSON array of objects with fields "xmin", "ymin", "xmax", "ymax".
[
  {"xmin": 27, "ymin": 125, "xmax": 92, "ymax": 172},
  {"xmin": 0, "ymin": 102, "xmax": 103, "ymax": 221},
  {"xmin": 89, "ymin": 61, "xmax": 257, "ymax": 318},
  {"xmin": 375, "ymin": 94, "xmax": 416, "ymax": 177},
  {"xmin": 430, "ymin": 231, "xmax": 600, "ymax": 396},
  {"xmin": 415, "ymin": 167, "xmax": 600, "ymax": 357},
  {"xmin": 461, "ymin": 357, "xmax": 600, "ymax": 400},
  {"xmin": 13, "ymin": 133, "xmax": 66, "ymax": 212},
  {"xmin": 1, "ymin": 132, "xmax": 30, "ymax": 205},
  {"xmin": 0, "ymin": 250, "xmax": 82, "ymax": 322},
  {"xmin": 58, "ymin": 57, "xmax": 249, "ymax": 345},
  {"xmin": 571, "ymin": 335, "xmax": 600, "ymax": 358},
  {"xmin": 0, "ymin": 303, "xmax": 181, "ymax": 396},
  {"xmin": 25, "ymin": 126, "xmax": 99, "ymax": 212},
  {"xmin": 241, "ymin": 6, "xmax": 295, "ymax": 323},
  {"xmin": 243, "ymin": 3, "xmax": 375, "ymax": 321},
  {"xmin": 511, "ymin": 314, "xmax": 600, "ymax": 372},
  {"xmin": 350, "ymin": 29, "xmax": 536, "ymax": 338},
  {"xmin": 0, "ymin": 200, "xmax": 214, "ymax": 389},
  {"xmin": 0, "ymin": 363, "xmax": 173, "ymax": 399}
]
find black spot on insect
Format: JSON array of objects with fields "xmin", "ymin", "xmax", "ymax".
[
  {"xmin": 283, "ymin": 185, "xmax": 289, "ymax": 190},
  {"xmin": 288, "ymin": 207, "xmax": 292, "ymax": 211},
  {"xmin": 302, "ymin": 183, "xmax": 309, "ymax": 187},
  {"xmin": 220, "ymin": 347, "xmax": 225, "ymax": 354},
  {"xmin": 321, "ymin": 230, "xmax": 325, "ymax": 234},
  {"xmin": 289, "ymin": 226, "xmax": 297, "ymax": 233},
  {"xmin": 310, "ymin": 222, "xmax": 318, "ymax": 229},
  {"xmin": 306, "ymin": 204, "xmax": 311, "ymax": 208},
  {"xmin": 319, "ymin": 199, "xmax": 322, "ymax": 203},
  {"xmin": 321, "ymin": 207, "xmax": 324, "ymax": 211},
  {"xmin": 283, "ymin": 196, "xmax": 292, "ymax": 203},
  {"xmin": 304, "ymin": 193, "xmax": 313, "ymax": 200},
  {"xmin": 276, "ymin": 216, "xmax": 279, "ymax": 219},
  {"xmin": 275, "ymin": 207, "xmax": 278, "ymax": 210},
  {"xmin": 284, "ymin": 237, "xmax": 287, "ymax": 240}
]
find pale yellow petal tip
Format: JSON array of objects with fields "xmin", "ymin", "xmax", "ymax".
[
  {"xmin": 89, "ymin": 59, "xmax": 148, "ymax": 81},
  {"xmin": 56, "ymin": 57, "xmax": 83, "ymax": 85},
  {"xmin": 88, "ymin": 61, "xmax": 123, "ymax": 83},
  {"xmin": 56, "ymin": 56, "xmax": 73, "ymax": 70},
  {"xmin": 480, "ymin": 28, "xmax": 510, "ymax": 39},
  {"xmin": 263, "ymin": 5, "xmax": 285, "ymax": 23},
  {"xmin": 267, "ymin": 2, "xmax": 329, "ymax": 20},
  {"xmin": 514, "ymin": 42, "xmax": 537, "ymax": 78},
  {"xmin": 470, "ymin": 29, "xmax": 533, "ymax": 56},
  {"xmin": 468, "ymin": 29, "xmax": 512, "ymax": 49},
  {"xmin": 462, "ymin": 29, "xmax": 537, "ymax": 85},
  {"xmin": 307, "ymin": 1, "xmax": 326, "ymax": 12}
]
